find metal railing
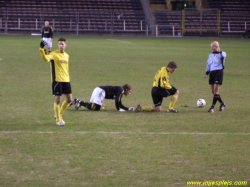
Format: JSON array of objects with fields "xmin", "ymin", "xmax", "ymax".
[
  {"xmin": 221, "ymin": 21, "xmax": 249, "ymax": 33},
  {"xmin": 0, "ymin": 8, "xmax": 148, "ymax": 35}
]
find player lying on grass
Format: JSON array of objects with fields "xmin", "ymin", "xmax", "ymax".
[
  {"xmin": 203, "ymin": 41, "xmax": 227, "ymax": 113},
  {"xmin": 70, "ymin": 84, "xmax": 134, "ymax": 112},
  {"xmin": 135, "ymin": 61, "xmax": 179, "ymax": 113},
  {"xmin": 39, "ymin": 38, "xmax": 72, "ymax": 126}
]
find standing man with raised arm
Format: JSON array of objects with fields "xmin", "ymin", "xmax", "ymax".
[{"xmin": 39, "ymin": 38, "xmax": 72, "ymax": 126}]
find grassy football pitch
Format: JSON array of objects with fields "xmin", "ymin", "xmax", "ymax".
[{"xmin": 0, "ymin": 35, "xmax": 249, "ymax": 187}]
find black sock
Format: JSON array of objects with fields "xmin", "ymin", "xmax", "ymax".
[
  {"xmin": 80, "ymin": 101, "xmax": 88, "ymax": 107},
  {"xmin": 79, "ymin": 101, "xmax": 95, "ymax": 110},
  {"xmin": 217, "ymin": 94, "xmax": 224, "ymax": 104},
  {"xmin": 212, "ymin": 94, "xmax": 220, "ymax": 107},
  {"xmin": 80, "ymin": 102, "xmax": 101, "ymax": 111}
]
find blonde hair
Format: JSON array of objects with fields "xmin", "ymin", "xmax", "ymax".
[
  {"xmin": 211, "ymin": 41, "xmax": 220, "ymax": 52},
  {"xmin": 211, "ymin": 41, "xmax": 219, "ymax": 47}
]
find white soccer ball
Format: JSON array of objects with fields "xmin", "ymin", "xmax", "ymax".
[{"xmin": 197, "ymin": 99, "xmax": 206, "ymax": 108}]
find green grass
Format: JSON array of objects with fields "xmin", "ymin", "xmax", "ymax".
[{"xmin": 0, "ymin": 35, "xmax": 250, "ymax": 187}]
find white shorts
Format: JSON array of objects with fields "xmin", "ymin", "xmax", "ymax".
[
  {"xmin": 90, "ymin": 87, "xmax": 105, "ymax": 106},
  {"xmin": 42, "ymin": 37, "xmax": 52, "ymax": 48}
]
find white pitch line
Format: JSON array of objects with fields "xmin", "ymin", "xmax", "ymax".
[
  {"xmin": 107, "ymin": 38, "xmax": 131, "ymax": 44},
  {"xmin": 31, "ymin": 33, "xmax": 41, "ymax": 36},
  {"xmin": 0, "ymin": 131, "xmax": 250, "ymax": 135}
]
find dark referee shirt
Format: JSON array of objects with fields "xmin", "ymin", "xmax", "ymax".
[
  {"xmin": 41, "ymin": 26, "xmax": 53, "ymax": 38},
  {"xmin": 99, "ymin": 86, "xmax": 128, "ymax": 111}
]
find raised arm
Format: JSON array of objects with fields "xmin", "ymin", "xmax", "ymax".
[
  {"xmin": 39, "ymin": 40, "xmax": 52, "ymax": 62},
  {"xmin": 39, "ymin": 48, "xmax": 52, "ymax": 62}
]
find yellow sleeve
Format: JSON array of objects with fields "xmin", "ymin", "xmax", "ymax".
[
  {"xmin": 160, "ymin": 69, "xmax": 172, "ymax": 89},
  {"xmin": 153, "ymin": 68, "xmax": 161, "ymax": 87},
  {"xmin": 39, "ymin": 48, "xmax": 52, "ymax": 62}
]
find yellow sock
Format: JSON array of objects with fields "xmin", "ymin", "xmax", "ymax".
[
  {"xmin": 142, "ymin": 106, "xmax": 154, "ymax": 111},
  {"xmin": 169, "ymin": 95, "xmax": 178, "ymax": 110},
  {"xmin": 60, "ymin": 100, "xmax": 69, "ymax": 117},
  {"xmin": 54, "ymin": 103, "xmax": 61, "ymax": 122}
]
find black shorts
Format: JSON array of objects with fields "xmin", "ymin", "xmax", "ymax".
[
  {"xmin": 209, "ymin": 70, "xmax": 224, "ymax": 85},
  {"xmin": 151, "ymin": 86, "xmax": 177, "ymax": 107},
  {"xmin": 52, "ymin": 81, "xmax": 72, "ymax": 96}
]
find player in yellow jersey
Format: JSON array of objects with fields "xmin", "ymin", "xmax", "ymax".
[
  {"xmin": 135, "ymin": 61, "xmax": 179, "ymax": 113},
  {"xmin": 39, "ymin": 38, "xmax": 72, "ymax": 126}
]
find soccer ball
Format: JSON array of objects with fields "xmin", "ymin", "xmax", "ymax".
[{"xmin": 197, "ymin": 99, "xmax": 206, "ymax": 108}]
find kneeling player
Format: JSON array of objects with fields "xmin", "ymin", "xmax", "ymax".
[
  {"xmin": 70, "ymin": 84, "xmax": 134, "ymax": 112},
  {"xmin": 135, "ymin": 61, "xmax": 179, "ymax": 113}
]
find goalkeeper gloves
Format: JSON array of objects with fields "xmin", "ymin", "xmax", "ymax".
[{"xmin": 40, "ymin": 40, "xmax": 47, "ymax": 48}]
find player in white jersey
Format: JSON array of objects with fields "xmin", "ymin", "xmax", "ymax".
[
  {"xmin": 41, "ymin": 20, "xmax": 53, "ymax": 54},
  {"xmin": 70, "ymin": 85, "xmax": 134, "ymax": 112}
]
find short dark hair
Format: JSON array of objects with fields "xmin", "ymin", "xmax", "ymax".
[
  {"xmin": 123, "ymin": 84, "xmax": 132, "ymax": 91},
  {"xmin": 58, "ymin": 38, "xmax": 66, "ymax": 42},
  {"xmin": 167, "ymin": 61, "xmax": 177, "ymax": 69}
]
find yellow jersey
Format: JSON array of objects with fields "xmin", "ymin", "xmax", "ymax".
[
  {"xmin": 153, "ymin": 67, "xmax": 172, "ymax": 89},
  {"xmin": 40, "ymin": 48, "xmax": 70, "ymax": 82}
]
